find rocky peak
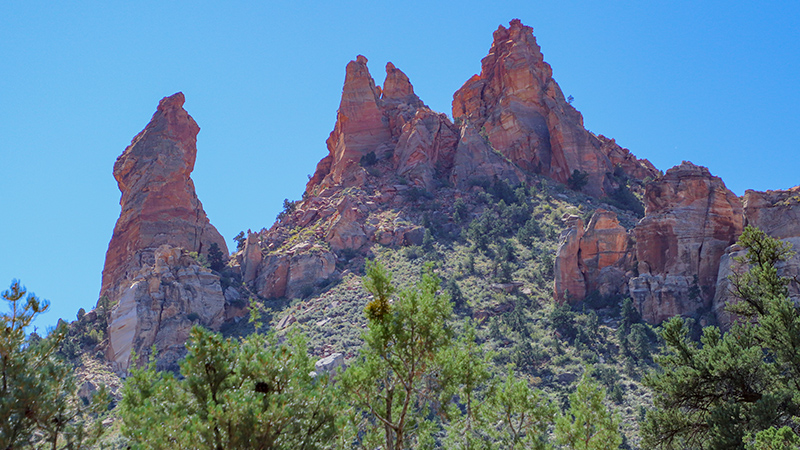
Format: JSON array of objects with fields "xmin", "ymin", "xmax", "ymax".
[
  {"xmin": 114, "ymin": 92, "xmax": 198, "ymax": 201},
  {"xmin": 382, "ymin": 62, "xmax": 420, "ymax": 104},
  {"xmin": 310, "ymin": 55, "xmax": 392, "ymax": 189},
  {"xmin": 308, "ymin": 56, "xmax": 460, "ymax": 193},
  {"xmin": 452, "ymin": 20, "xmax": 658, "ymax": 197},
  {"xmin": 101, "ymin": 92, "xmax": 228, "ymax": 370}
]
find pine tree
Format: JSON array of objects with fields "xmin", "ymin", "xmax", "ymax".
[
  {"xmin": 555, "ymin": 372, "xmax": 622, "ymax": 450},
  {"xmin": 120, "ymin": 326, "xmax": 338, "ymax": 449},
  {"xmin": 339, "ymin": 261, "xmax": 455, "ymax": 450},
  {"xmin": 643, "ymin": 226, "xmax": 800, "ymax": 449},
  {"xmin": 0, "ymin": 280, "xmax": 108, "ymax": 449}
]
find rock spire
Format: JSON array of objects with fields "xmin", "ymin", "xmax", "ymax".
[{"xmin": 100, "ymin": 92, "xmax": 228, "ymax": 370}]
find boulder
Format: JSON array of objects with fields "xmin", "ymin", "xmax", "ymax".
[{"xmin": 255, "ymin": 250, "xmax": 335, "ymax": 299}]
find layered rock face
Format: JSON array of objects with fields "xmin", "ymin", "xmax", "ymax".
[
  {"xmin": 101, "ymin": 93, "xmax": 228, "ymax": 370},
  {"xmin": 452, "ymin": 19, "xmax": 658, "ymax": 197},
  {"xmin": 714, "ymin": 186, "xmax": 800, "ymax": 325},
  {"xmin": 554, "ymin": 210, "xmax": 631, "ymax": 302},
  {"xmin": 629, "ymin": 162, "xmax": 742, "ymax": 323},
  {"xmin": 309, "ymin": 56, "xmax": 464, "ymax": 192},
  {"xmin": 107, "ymin": 245, "xmax": 225, "ymax": 371}
]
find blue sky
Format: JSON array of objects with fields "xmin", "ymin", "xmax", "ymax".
[{"xmin": 1, "ymin": 1, "xmax": 798, "ymax": 329}]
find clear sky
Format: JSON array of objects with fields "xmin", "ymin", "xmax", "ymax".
[{"xmin": 1, "ymin": 1, "xmax": 798, "ymax": 330}]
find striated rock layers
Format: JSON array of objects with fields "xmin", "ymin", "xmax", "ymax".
[
  {"xmin": 452, "ymin": 19, "xmax": 658, "ymax": 197},
  {"xmin": 629, "ymin": 162, "xmax": 743, "ymax": 323},
  {"xmin": 101, "ymin": 93, "xmax": 228, "ymax": 371},
  {"xmin": 554, "ymin": 210, "xmax": 632, "ymax": 302},
  {"xmin": 714, "ymin": 186, "xmax": 800, "ymax": 326}
]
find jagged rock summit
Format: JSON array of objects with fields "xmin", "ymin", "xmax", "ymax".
[
  {"xmin": 453, "ymin": 19, "xmax": 658, "ymax": 197},
  {"xmin": 241, "ymin": 19, "xmax": 662, "ymax": 309},
  {"xmin": 101, "ymin": 92, "xmax": 228, "ymax": 370},
  {"xmin": 95, "ymin": 20, "xmax": 775, "ymax": 372}
]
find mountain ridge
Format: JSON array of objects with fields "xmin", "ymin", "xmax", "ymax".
[{"xmin": 88, "ymin": 20, "xmax": 799, "ymax": 375}]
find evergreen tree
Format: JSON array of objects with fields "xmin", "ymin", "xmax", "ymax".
[
  {"xmin": 485, "ymin": 371, "xmax": 556, "ymax": 450},
  {"xmin": 0, "ymin": 280, "xmax": 108, "ymax": 449},
  {"xmin": 643, "ymin": 226, "xmax": 800, "ymax": 449},
  {"xmin": 554, "ymin": 372, "xmax": 622, "ymax": 450},
  {"xmin": 207, "ymin": 242, "xmax": 226, "ymax": 272},
  {"xmin": 120, "ymin": 326, "xmax": 337, "ymax": 450},
  {"xmin": 339, "ymin": 261, "xmax": 455, "ymax": 450}
]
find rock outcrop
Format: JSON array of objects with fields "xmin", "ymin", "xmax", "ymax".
[
  {"xmin": 714, "ymin": 186, "xmax": 800, "ymax": 325},
  {"xmin": 743, "ymin": 187, "xmax": 800, "ymax": 240},
  {"xmin": 308, "ymin": 57, "xmax": 456, "ymax": 192},
  {"xmin": 629, "ymin": 162, "xmax": 742, "ymax": 323},
  {"xmin": 101, "ymin": 93, "xmax": 228, "ymax": 370},
  {"xmin": 452, "ymin": 19, "xmax": 658, "ymax": 197},
  {"xmin": 554, "ymin": 215, "xmax": 586, "ymax": 301},
  {"xmin": 554, "ymin": 210, "xmax": 631, "ymax": 302},
  {"xmin": 107, "ymin": 245, "xmax": 225, "ymax": 371}
]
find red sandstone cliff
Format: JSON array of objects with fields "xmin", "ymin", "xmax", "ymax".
[
  {"xmin": 629, "ymin": 162, "xmax": 742, "ymax": 323},
  {"xmin": 554, "ymin": 162, "xmax": 746, "ymax": 325},
  {"xmin": 100, "ymin": 93, "xmax": 228, "ymax": 370},
  {"xmin": 554, "ymin": 210, "xmax": 632, "ymax": 302},
  {"xmin": 452, "ymin": 19, "xmax": 658, "ymax": 197}
]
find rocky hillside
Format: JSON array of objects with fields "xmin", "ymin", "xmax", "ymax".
[{"xmin": 79, "ymin": 18, "xmax": 800, "ymax": 388}]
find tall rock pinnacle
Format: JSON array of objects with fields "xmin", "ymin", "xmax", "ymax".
[
  {"xmin": 100, "ymin": 92, "xmax": 228, "ymax": 370},
  {"xmin": 323, "ymin": 55, "xmax": 393, "ymax": 186},
  {"xmin": 101, "ymin": 93, "xmax": 228, "ymax": 296},
  {"xmin": 453, "ymin": 19, "xmax": 657, "ymax": 196}
]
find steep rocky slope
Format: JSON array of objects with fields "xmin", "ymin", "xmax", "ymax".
[{"xmin": 239, "ymin": 20, "xmax": 659, "ymax": 308}]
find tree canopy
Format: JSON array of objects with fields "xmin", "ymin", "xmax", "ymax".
[
  {"xmin": 643, "ymin": 226, "xmax": 800, "ymax": 449},
  {"xmin": 0, "ymin": 280, "xmax": 108, "ymax": 449}
]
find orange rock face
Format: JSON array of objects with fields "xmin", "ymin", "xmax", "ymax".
[
  {"xmin": 452, "ymin": 19, "xmax": 658, "ymax": 197},
  {"xmin": 100, "ymin": 93, "xmax": 228, "ymax": 370},
  {"xmin": 308, "ymin": 57, "xmax": 462, "ymax": 192},
  {"xmin": 101, "ymin": 93, "xmax": 228, "ymax": 298},
  {"xmin": 554, "ymin": 210, "xmax": 631, "ymax": 302},
  {"xmin": 629, "ymin": 162, "xmax": 742, "ymax": 323},
  {"xmin": 554, "ymin": 215, "xmax": 586, "ymax": 301}
]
